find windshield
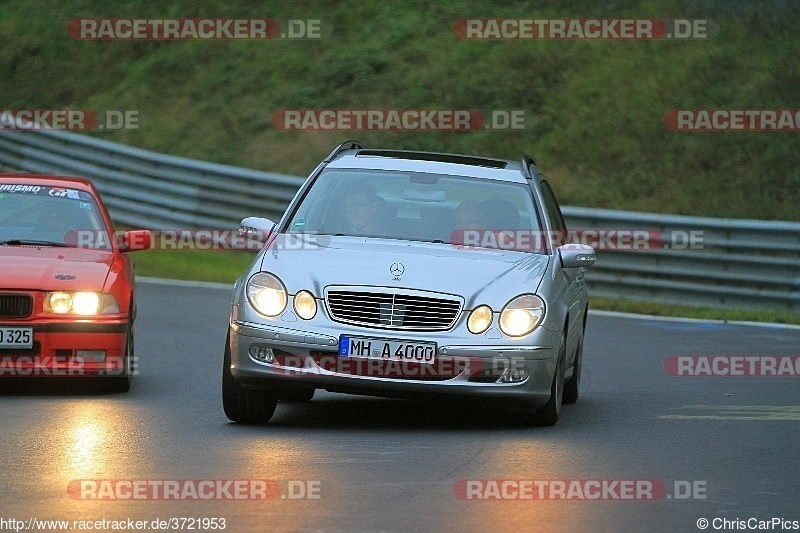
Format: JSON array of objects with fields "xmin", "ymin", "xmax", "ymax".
[
  {"xmin": 285, "ymin": 169, "xmax": 544, "ymax": 252},
  {"xmin": 0, "ymin": 184, "xmax": 110, "ymax": 248}
]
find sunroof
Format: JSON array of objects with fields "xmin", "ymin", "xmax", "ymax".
[{"xmin": 356, "ymin": 150, "xmax": 508, "ymax": 169}]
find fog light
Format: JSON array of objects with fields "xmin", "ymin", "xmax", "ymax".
[
  {"xmin": 249, "ymin": 345, "xmax": 275, "ymax": 363},
  {"xmin": 293, "ymin": 290, "xmax": 317, "ymax": 320},
  {"xmin": 467, "ymin": 305, "xmax": 493, "ymax": 334},
  {"xmin": 76, "ymin": 350, "xmax": 106, "ymax": 362},
  {"xmin": 498, "ymin": 368, "xmax": 529, "ymax": 383}
]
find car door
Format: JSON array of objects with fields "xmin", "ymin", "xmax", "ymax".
[{"xmin": 539, "ymin": 180, "xmax": 586, "ymax": 362}]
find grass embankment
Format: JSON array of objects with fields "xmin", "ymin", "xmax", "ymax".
[
  {"xmin": 1, "ymin": 1, "xmax": 798, "ymax": 218},
  {"xmin": 132, "ymin": 249, "xmax": 255, "ymax": 284}
]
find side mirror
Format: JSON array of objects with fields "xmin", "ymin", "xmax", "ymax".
[
  {"xmin": 558, "ymin": 244, "xmax": 596, "ymax": 269},
  {"xmin": 239, "ymin": 217, "xmax": 275, "ymax": 237},
  {"xmin": 120, "ymin": 229, "xmax": 151, "ymax": 252}
]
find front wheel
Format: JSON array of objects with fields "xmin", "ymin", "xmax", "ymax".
[
  {"xmin": 222, "ymin": 331, "xmax": 277, "ymax": 423},
  {"xmin": 106, "ymin": 322, "xmax": 133, "ymax": 393},
  {"xmin": 563, "ymin": 332, "xmax": 583, "ymax": 404},
  {"xmin": 531, "ymin": 336, "xmax": 566, "ymax": 426}
]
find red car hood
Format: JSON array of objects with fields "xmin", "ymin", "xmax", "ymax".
[{"xmin": 0, "ymin": 245, "xmax": 114, "ymax": 291}]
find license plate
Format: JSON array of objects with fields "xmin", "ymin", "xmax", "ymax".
[
  {"xmin": 0, "ymin": 327, "xmax": 33, "ymax": 349},
  {"xmin": 339, "ymin": 336, "xmax": 436, "ymax": 364}
]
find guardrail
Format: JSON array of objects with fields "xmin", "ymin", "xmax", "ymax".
[
  {"xmin": 563, "ymin": 207, "xmax": 800, "ymax": 310},
  {"xmin": 0, "ymin": 129, "xmax": 304, "ymax": 228},
  {"xmin": 1, "ymin": 129, "xmax": 798, "ymax": 311}
]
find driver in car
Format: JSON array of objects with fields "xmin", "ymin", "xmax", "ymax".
[{"xmin": 342, "ymin": 183, "xmax": 389, "ymax": 236}]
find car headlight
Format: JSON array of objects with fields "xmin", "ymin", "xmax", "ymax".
[
  {"xmin": 293, "ymin": 290, "xmax": 317, "ymax": 320},
  {"xmin": 467, "ymin": 305, "xmax": 493, "ymax": 334},
  {"xmin": 44, "ymin": 292, "xmax": 119, "ymax": 315},
  {"xmin": 246, "ymin": 272, "xmax": 287, "ymax": 317},
  {"xmin": 499, "ymin": 294, "xmax": 545, "ymax": 337}
]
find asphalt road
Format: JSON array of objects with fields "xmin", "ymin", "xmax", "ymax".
[{"xmin": 1, "ymin": 280, "xmax": 799, "ymax": 533}]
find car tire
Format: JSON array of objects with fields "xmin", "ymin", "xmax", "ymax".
[
  {"xmin": 277, "ymin": 387, "xmax": 315, "ymax": 403},
  {"xmin": 563, "ymin": 332, "xmax": 583, "ymax": 404},
  {"xmin": 106, "ymin": 321, "xmax": 133, "ymax": 393},
  {"xmin": 564, "ymin": 311, "xmax": 588, "ymax": 405},
  {"xmin": 222, "ymin": 331, "xmax": 278, "ymax": 423},
  {"xmin": 531, "ymin": 335, "xmax": 565, "ymax": 427}
]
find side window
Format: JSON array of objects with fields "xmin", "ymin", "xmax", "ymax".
[{"xmin": 539, "ymin": 180, "xmax": 566, "ymax": 232}]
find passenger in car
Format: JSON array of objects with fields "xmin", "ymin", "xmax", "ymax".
[
  {"xmin": 450, "ymin": 200, "xmax": 489, "ymax": 245},
  {"xmin": 453, "ymin": 200, "xmax": 488, "ymax": 230}
]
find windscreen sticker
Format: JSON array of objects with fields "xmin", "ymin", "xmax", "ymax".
[
  {"xmin": 48, "ymin": 187, "xmax": 82, "ymax": 199},
  {"xmin": 79, "ymin": 201, "xmax": 92, "ymax": 210},
  {"xmin": 0, "ymin": 184, "xmax": 42, "ymax": 194},
  {"xmin": 293, "ymin": 218, "xmax": 308, "ymax": 228},
  {"xmin": 0, "ymin": 184, "xmax": 92, "ymax": 201}
]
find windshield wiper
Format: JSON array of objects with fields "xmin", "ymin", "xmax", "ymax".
[{"xmin": 0, "ymin": 239, "xmax": 70, "ymax": 247}]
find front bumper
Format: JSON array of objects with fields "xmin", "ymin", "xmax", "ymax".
[
  {"xmin": 229, "ymin": 320, "xmax": 560, "ymax": 407},
  {"xmin": 0, "ymin": 320, "xmax": 128, "ymax": 378}
]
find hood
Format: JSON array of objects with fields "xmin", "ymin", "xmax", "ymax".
[
  {"xmin": 259, "ymin": 234, "xmax": 550, "ymax": 307},
  {"xmin": 0, "ymin": 245, "xmax": 114, "ymax": 291}
]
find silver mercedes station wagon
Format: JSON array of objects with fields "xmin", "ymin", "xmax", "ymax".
[{"xmin": 223, "ymin": 141, "xmax": 596, "ymax": 426}]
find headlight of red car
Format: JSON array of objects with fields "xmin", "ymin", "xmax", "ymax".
[{"xmin": 44, "ymin": 292, "xmax": 120, "ymax": 315}]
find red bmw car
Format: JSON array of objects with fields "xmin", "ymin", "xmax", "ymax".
[{"xmin": 0, "ymin": 174, "xmax": 150, "ymax": 392}]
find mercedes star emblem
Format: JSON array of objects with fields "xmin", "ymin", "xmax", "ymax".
[{"xmin": 390, "ymin": 262, "xmax": 405, "ymax": 278}]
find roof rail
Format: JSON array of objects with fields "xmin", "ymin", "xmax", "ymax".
[
  {"xmin": 324, "ymin": 140, "xmax": 364, "ymax": 162},
  {"xmin": 357, "ymin": 149, "xmax": 508, "ymax": 169},
  {"xmin": 521, "ymin": 155, "xmax": 536, "ymax": 179}
]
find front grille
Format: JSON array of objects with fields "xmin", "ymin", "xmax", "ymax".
[
  {"xmin": 326, "ymin": 288, "xmax": 461, "ymax": 331},
  {"xmin": 0, "ymin": 294, "xmax": 33, "ymax": 318}
]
